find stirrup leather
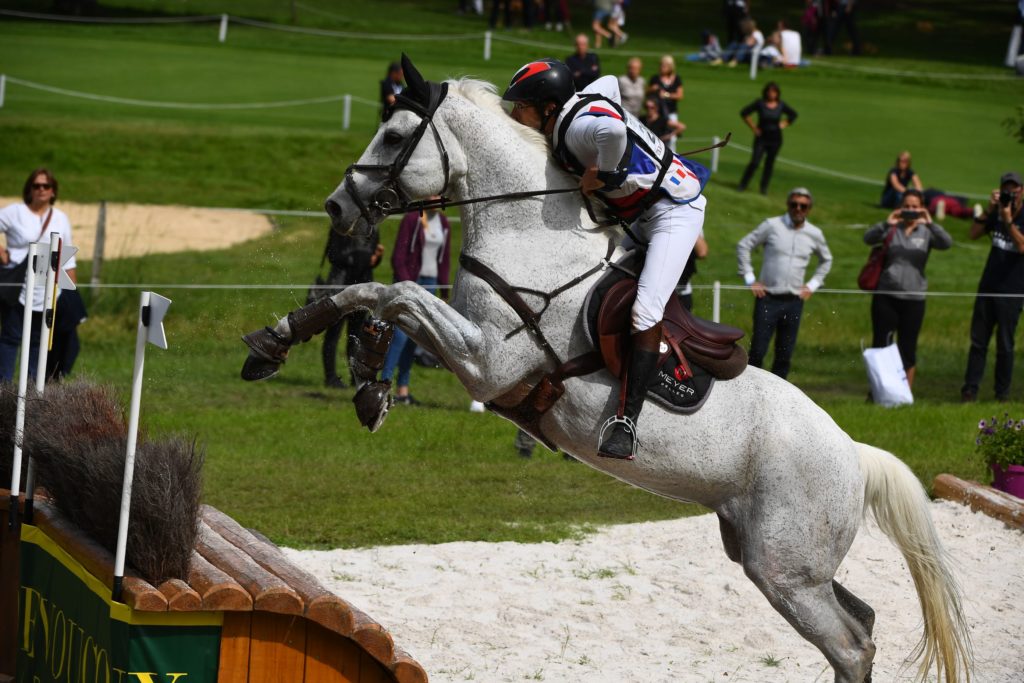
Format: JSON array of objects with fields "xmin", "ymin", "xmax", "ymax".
[{"xmin": 597, "ymin": 414, "xmax": 639, "ymax": 460}]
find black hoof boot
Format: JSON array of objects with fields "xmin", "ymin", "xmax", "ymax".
[
  {"xmin": 241, "ymin": 326, "xmax": 290, "ymax": 381},
  {"xmin": 353, "ymin": 381, "xmax": 393, "ymax": 432}
]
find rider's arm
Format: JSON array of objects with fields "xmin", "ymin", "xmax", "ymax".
[{"xmin": 566, "ymin": 114, "xmax": 629, "ymax": 189}]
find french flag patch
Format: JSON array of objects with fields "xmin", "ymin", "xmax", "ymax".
[{"xmin": 668, "ymin": 158, "xmax": 697, "ymax": 185}]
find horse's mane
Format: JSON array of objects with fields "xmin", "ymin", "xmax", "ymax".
[{"xmin": 446, "ymin": 77, "xmax": 548, "ymax": 154}]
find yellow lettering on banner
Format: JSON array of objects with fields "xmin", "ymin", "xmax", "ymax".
[
  {"xmin": 165, "ymin": 675, "xmax": 189, "ymax": 682},
  {"xmin": 112, "ymin": 667, "xmax": 127, "ymax": 683},
  {"xmin": 20, "ymin": 587, "xmax": 53, "ymax": 659},
  {"xmin": 51, "ymin": 608, "xmax": 67, "ymax": 679},
  {"xmin": 80, "ymin": 635, "xmax": 95, "ymax": 683},
  {"xmin": 128, "ymin": 673, "xmax": 159, "ymax": 683},
  {"xmin": 66, "ymin": 618, "xmax": 86, "ymax": 683},
  {"xmin": 92, "ymin": 643, "xmax": 111, "ymax": 683}
]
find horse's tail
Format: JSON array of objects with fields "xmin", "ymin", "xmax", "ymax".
[{"xmin": 857, "ymin": 442, "xmax": 972, "ymax": 683}]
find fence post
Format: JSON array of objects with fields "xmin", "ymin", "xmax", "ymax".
[
  {"xmin": 219, "ymin": 14, "xmax": 229, "ymax": 43},
  {"xmin": 91, "ymin": 200, "xmax": 106, "ymax": 292},
  {"xmin": 342, "ymin": 94, "xmax": 352, "ymax": 131},
  {"xmin": 749, "ymin": 47, "xmax": 761, "ymax": 80},
  {"xmin": 484, "ymin": 31, "xmax": 492, "ymax": 61},
  {"xmin": 710, "ymin": 135, "xmax": 720, "ymax": 174},
  {"xmin": 0, "ymin": 74, "xmax": 5, "ymax": 109},
  {"xmin": 1007, "ymin": 26, "xmax": 1022, "ymax": 67},
  {"xmin": 712, "ymin": 280, "xmax": 721, "ymax": 323}
]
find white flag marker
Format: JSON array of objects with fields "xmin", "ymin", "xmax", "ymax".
[{"xmin": 113, "ymin": 291, "xmax": 171, "ymax": 601}]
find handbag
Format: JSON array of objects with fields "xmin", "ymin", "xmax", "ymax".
[
  {"xmin": 857, "ymin": 225, "xmax": 896, "ymax": 291},
  {"xmin": 0, "ymin": 208, "xmax": 53, "ymax": 307},
  {"xmin": 305, "ymin": 233, "xmax": 332, "ymax": 305},
  {"xmin": 55, "ymin": 289, "xmax": 88, "ymax": 332},
  {"xmin": 863, "ymin": 341, "xmax": 913, "ymax": 407}
]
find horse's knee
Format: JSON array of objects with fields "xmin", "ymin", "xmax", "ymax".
[{"xmin": 717, "ymin": 515, "xmax": 742, "ymax": 564}]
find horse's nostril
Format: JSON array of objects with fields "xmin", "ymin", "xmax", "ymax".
[{"xmin": 324, "ymin": 199, "xmax": 342, "ymax": 219}]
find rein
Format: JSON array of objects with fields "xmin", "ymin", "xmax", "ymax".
[{"xmin": 459, "ymin": 237, "xmax": 617, "ymax": 368}]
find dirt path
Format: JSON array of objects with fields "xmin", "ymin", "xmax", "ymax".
[{"xmin": 0, "ymin": 197, "xmax": 274, "ymax": 259}]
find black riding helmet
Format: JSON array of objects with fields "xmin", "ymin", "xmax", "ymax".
[{"xmin": 502, "ymin": 58, "xmax": 575, "ymax": 109}]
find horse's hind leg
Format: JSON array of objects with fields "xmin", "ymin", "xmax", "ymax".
[
  {"xmin": 742, "ymin": 554, "xmax": 875, "ymax": 682},
  {"xmin": 833, "ymin": 581, "xmax": 875, "ymax": 682}
]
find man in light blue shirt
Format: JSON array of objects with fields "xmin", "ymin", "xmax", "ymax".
[{"xmin": 736, "ymin": 187, "xmax": 832, "ymax": 379}]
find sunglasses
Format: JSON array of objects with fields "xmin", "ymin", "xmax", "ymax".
[
  {"xmin": 32, "ymin": 183, "xmax": 52, "ymax": 190},
  {"xmin": 788, "ymin": 201, "xmax": 810, "ymax": 210}
]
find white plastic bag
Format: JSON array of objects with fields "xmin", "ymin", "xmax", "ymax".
[{"xmin": 863, "ymin": 343, "xmax": 913, "ymax": 407}]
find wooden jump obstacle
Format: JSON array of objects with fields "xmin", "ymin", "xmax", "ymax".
[
  {"xmin": 0, "ymin": 490, "xmax": 428, "ymax": 683},
  {"xmin": 932, "ymin": 474, "xmax": 1024, "ymax": 531}
]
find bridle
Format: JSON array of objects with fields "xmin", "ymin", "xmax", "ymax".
[{"xmin": 340, "ymin": 80, "xmax": 583, "ymax": 228}]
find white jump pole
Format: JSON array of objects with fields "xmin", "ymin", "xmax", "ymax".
[
  {"xmin": 1006, "ymin": 25, "xmax": 1022, "ymax": 68},
  {"xmin": 23, "ymin": 233, "xmax": 62, "ymax": 524},
  {"xmin": 219, "ymin": 13, "xmax": 229, "ymax": 43},
  {"xmin": 7, "ymin": 243, "xmax": 39, "ymax": 529},
  {"xmin": 342, "ymin": 94, "xmax": 352, "ymax": 131},
  {"xmin": 710, "ymin": 135, "xmax": 721, "ymax": 174},
  {"xmin": 484, "ymin": 30, "xmax": 492, "ymax": 61},
  {"xmin": 749, "ymin": 47, "xmax": 761, "ymax": 80},
  {"xmin": 712, "ymin": 280, "xmax": 721, "ymax": 323},
  {"xmin": 0, "ymin": 74, "xmax": 6, "ymax": 109},
  {"xmin": 113, "ymin": 291, "xmax": 171, "ymax": 602}
]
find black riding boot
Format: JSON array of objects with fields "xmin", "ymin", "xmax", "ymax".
[{"xmin": 597, "ymin": 324, "xmax": 663, "ymax": 460}]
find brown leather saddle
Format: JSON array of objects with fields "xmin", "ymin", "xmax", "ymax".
[{"xmin": 594, "ymin": 278, "xmax": 747, "ymax": 381}]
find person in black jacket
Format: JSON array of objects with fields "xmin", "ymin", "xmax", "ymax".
[
  {"xmin": 320, "ymin": 226, "xmax": 384, "ymax": 388},
  {"xmin": 737, "ymin": 82, "xmax": 798, "ymax": 195}
]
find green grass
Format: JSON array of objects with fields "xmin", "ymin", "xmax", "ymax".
[{"xmin": 0, "ymin": 1, "xmax": 1017, "ymax": 548}]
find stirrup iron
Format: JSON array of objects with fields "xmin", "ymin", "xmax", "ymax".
[{"xmin": 597, "ymin": 415, "xmax": 639, "ymax": 460}]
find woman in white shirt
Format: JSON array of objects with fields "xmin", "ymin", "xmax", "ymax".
[{"xmin": 0, "ymin": 168, "xmax": 77, "ymax": 382}]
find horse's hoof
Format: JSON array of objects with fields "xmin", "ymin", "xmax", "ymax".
[
  {"xmin": 353, "ymin": 381, "xmax": 393, "ymax": 432},
  {"xmin": 241, "ymin": 354, "xmax": 282, "ymax": 382}
]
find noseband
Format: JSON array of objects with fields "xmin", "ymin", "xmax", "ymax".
[{"xmin": 343, "ymin": 82, "xmax": 452, "ymax": 226}]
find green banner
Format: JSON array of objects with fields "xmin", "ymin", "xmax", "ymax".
[{"xmin": 17, "ymin": 525, "xmax": 221, "ymax": 683}]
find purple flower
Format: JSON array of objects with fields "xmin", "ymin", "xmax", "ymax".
[
  {"xmin": 978, "ymin": 419, "xmax": 987, "ymax": 429},
  {"xmin": 1016, "ymin": 421, "xmax": 1023, "ymax": 432},
  {"xmin": 975, "ymin": 437, "xmax": 982, "ymax": 445}
]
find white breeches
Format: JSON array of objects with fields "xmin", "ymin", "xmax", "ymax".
[{"xmin": 624, "ymin": 195, "xmax": 706, "ymax": 331}]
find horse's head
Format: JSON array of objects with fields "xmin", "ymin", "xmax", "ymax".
[{"xmin": 325, "ymin": 54, "xmax": 464, "ymax": 236}]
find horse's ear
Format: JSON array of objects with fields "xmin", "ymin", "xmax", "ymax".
[{"xmin": 401, "ymin": 53, "xmax": 427, "ymax": 99}]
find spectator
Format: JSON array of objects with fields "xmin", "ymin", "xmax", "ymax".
[
  {"xmin": 961, "ymin": 171, "xmax": 1024, "ymax": 402},
  {"xmin": 678, "ymin": 235, "xmax": 709, "ymax": 311},
  {"xmin": 591, "ymin": 0, "xmax": 625, "ymax": 48},
  {"xmin": 826, "ymin": 0, "xmax": 861, "ymax": 56},
  {"xmin": 647, "ymin": 55, "xmax": 683, "ymax": 149},
  {"xmin": 320, "ymin": 226, "xmax": 384, "ymax": 388},
  {"xmin": 801, "ymin": 0, "xmax": 824, "ymax": 56},
  {"xmin": 566, "ymin": 33, "xmax": 601, "ymax": 90},
  {"xmin": 738, "ymin": 81, "xmax": 797, "ymax": 194},
  {"xmin": 543, "ymin": 0, "xmax": 569, "ymax": 31},
  {"xmin": 381, "ymin": 202, "xmax": 452, "ymax": 405},
  {"xmin": 456, "ymin": 0, "xmax": 483, "ymax": 15},
  {"xmin": 722, "ymin": 0, "xmax": 750, "ymax": 45},
  {"xmin": 880, "ymin": 151, "xmax": 923, "ymax": 209},
  {"xmin": 696, "ymin": 29, "xmax": 724, "ymax": 64},
  {"xmin": 776, "ymin": 19, "xmax": 803, "ymax": 66},
  {"xmin": 618, "ymin": 57, "xmax": 646, "ymax": 118},
  {"xmin": 380, "ymin": 62, "xmax": 404, "ymax": 115},
  {"xmin": 736, "ymin": 188, "xmax": 832, "ymax": 379},
  {"xmin": 640, "ymin": 96, "xmax": 685, "ymax": 143},
  {"xmin": 0, "ymin": 168, "xmax": 77, "ymax": 382},
  {"xmin": 863, "ymin": 189, "xmax": 952, "ymax": 390},
  {"xmin": 722, "ymin": 17, "xmax": 764, "ymax": 67}
]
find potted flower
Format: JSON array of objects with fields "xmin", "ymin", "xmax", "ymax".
[{"xmin": 976, "ymin": 415, "xmax": 1024, "ymax": 499}]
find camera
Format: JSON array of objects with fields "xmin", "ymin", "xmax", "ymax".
[
  {"xmin": 999, "ymin": 190, "xmax": 1013, "ymax": 207},
  {"xmin": 900, "ymin": 209, "xmax": 921, "ymax": 220}
]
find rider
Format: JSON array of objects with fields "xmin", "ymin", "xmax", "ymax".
[{"xmin": 502, "ymin": 58, "xmax": 709, "ymax": 460}]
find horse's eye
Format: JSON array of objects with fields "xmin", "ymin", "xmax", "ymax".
[{"xmin": 382, "ymin": 131, "xmax": 403, "ymax": 146}]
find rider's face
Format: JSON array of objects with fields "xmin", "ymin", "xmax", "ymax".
[{"xmin": 510, "ymin": 101, "xmax": 543, "ymax": 130}]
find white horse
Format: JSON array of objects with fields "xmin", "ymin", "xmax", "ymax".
[{"xmin": 242, "ymin": 59, "xmax": 970, "ymax": 682}]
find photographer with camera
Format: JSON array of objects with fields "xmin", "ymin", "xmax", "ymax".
[
  {"xmin": 961, "ymin": 171, "xmax": 1024, "ymax": 402},
  {"xmin": 863, "ymin": 189, "xmax": 951, "ymax": 389}
]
